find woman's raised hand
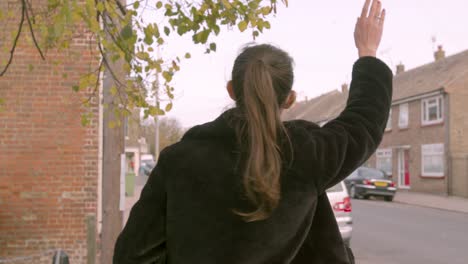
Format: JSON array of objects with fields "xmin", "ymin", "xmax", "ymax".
[{"xmin": 354, "ymin": 0, "xmax": 386, "ymax": 58}]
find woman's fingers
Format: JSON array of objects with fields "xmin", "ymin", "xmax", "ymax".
[
  {"xmin": 379, "ymin": 9, "xmax": 386, "ymax": 27},
  {"xmin": 375, "ymin": 1, "xmax": 382, "ymax": 19},
  {"xmin": 369, "ymin": 0, "xmax": 379, "ymax": 20},
  {"xmin": 360, "ymin": 0, "xmax": 371, "ymax": 18}
]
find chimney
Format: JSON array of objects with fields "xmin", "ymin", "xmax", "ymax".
[
  {"xmin": 341, "ymin": 83, "xmax": 349, "ymax": 94},
  {"xmin": 396, "ymin": 63, "xmax": 405, "ymax": 74},
  {"xmin": 434, "ymin": 45, "xmax": 446, "ymax": 61}
]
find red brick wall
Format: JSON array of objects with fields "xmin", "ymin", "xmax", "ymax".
[{"xmin": 0, "ymin": 3, "xmax": 99, "ymax": 262}]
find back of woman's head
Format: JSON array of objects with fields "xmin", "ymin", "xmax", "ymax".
[{"xmin": 231, "ymin": 44, "xmax": 294, "ymax": 222}]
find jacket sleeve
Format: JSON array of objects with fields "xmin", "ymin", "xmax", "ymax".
[
  {"xmin": 310, "ymin": 56, "xmax": 393, "ymax": 193},
  {"xmin": 113, "ymin": 152, "xmax": 168, "ymax": 264}
]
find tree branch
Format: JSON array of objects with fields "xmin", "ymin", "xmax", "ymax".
[
  {"xmin": 0, "ymin": 2, "xmax": 25, "ymax": 76},
  {"xmin": 114, "ymin": 0, "xmax": 127, "ymax": 16},
  {"xmin": 97, "ymin": 36, "xmax": 125, "ymax": 89},
  {"xmin": 23, "ymin": 0, "xmax": 45, "ymax": 60},
  {"xmin": 82, "ymin": 59, "xmax": 104, "ymax": 105}
]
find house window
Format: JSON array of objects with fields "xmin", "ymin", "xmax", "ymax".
[
  {"xmin": 386, "ymin": 109, "xmax": 392, "ymax": 131},
  {"xmin": 422, "ymin": 96, "xmax": 443, "ymax": 125},
  {"xmin": 399, "ymin": 103, "xmax": 409, "ymax": 128},
  {"xmin": 421, "ymin": 144, "xmax": 444, "ymax": 177},
  {"xmin": 376, "ymin": 149, "xmax": 392, "ymax": 176}
]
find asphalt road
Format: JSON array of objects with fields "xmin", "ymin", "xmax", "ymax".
[{"xmin": 351, "ymin": 199, "xmax": 468, "ymax": 264}]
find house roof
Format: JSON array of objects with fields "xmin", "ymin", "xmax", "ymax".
[
  {"xmin": 392, "ymin": 49, "xmax": 468, "ymax": 101},
  {"xmin": 283, "ymin": 49, "xmax": 468, "ymax": 122},
  {"xmin": 282, "ymin": 90, "xmax": 347, "ymax": 122}
]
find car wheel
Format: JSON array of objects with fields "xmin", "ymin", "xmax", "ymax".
[
  {"xmin": 350, "ymin": 186, "xmax": 357, "ymax": 199},
  {"xmin": 384, "ymin": 196, "xmax": 394, "ymax": 202}
]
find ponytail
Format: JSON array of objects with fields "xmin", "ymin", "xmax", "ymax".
[
  {"xmin": 236, "ymin": 60, "xmax": 284, "ymax": 222},
  {"xmin": 231, "ymin": 44, "xmax": 294, "ymax": 222}
]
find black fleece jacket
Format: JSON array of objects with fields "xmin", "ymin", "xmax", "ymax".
[{"xmin": 113, "ymin": 56, "xmax": 393, "ymax": 264}]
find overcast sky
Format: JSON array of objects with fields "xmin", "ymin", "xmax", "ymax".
[{"xmin": 142, "ymin": 0, "xmax": 468, "ymax": 128}]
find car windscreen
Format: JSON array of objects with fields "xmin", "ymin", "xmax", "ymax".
[
  {"xmin": 326, "ymin": 182, "xmax": 344, "ymax": 193},
  {"xmin": 359, "ymin": 167, "xmax": 385, "ymax": 179}
]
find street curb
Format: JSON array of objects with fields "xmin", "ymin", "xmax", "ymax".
[{"xmin": 393, "ymin": 199, "xmax": 468, "ymax": 214}]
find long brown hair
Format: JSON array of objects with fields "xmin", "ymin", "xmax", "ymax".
[{"xmin": 231, "ymin": 44, "xmax": 294, "ymax": 222}]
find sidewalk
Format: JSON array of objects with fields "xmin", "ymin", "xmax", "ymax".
[
  {"xmin": 394, "ymin": 191, "xmax": 468, "ymax": 214},
  {"xmin": 124, "ymin": 184, "xmax": 144, "ymax": 225}
]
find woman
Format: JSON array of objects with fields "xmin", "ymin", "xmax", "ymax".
[{"xmin": 114, "ymin": 0, "xmax": 392, "ymax": 263}]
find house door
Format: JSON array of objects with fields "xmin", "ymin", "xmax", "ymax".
[{"xmin": 398, "ymin": 149, "xmax": 410, "ymax": 188}]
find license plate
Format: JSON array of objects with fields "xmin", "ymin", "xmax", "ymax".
[{"xmin": 374, "ymin": 181, "xmax": 388, "ymax": 187}]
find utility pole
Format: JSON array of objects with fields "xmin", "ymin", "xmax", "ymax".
[
  {"xmin": 154, "ymin": 84, "xmax": 160, "ymax": 161},
  {"xmin": 154, "ymin": 46, "xmax": 161, "ymax": 161}
]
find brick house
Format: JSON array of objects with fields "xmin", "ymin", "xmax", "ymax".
[
  {"xmin": 0, "ymin": 2, "xmax": 124, "ymax": 263},
  {"xmin": 284, "ymin": 47, "xmax": 468, "ymax": 198}
]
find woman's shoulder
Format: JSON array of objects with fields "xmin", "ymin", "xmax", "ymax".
[{"xmin": 282, "ymin": 119, "xmax": 322, "ymax": 146}]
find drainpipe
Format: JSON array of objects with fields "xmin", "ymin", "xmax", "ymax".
[
  {"xmin": 97, "ymin": 67, "xmax": 104, "ymax": 233},
  {"xmin": 444, "ymin": 92, "xmax": 450, "ymax": 196}
]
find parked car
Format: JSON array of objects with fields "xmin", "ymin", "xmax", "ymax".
[
  {"xmin": 141, "ymin": 154, "xmax": 155, "ymax": 164},
  {"xmin": 138, "ymin": 160, "xmax": 155, "ymax": 177},
  {"xmin": 326, "ymin": 181, "xmax": 353, "ymax": 246},
  {"xmin": 344, "ymin": 167, "xmax": 397, "ymax": 201}
]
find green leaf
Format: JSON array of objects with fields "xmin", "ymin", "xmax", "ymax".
[
  {"xmin": 184, "ymin": 52, "xmax": 191, "ymax": 59},
  {"xmin": 213, "ymin": 25, "xmax": 221, "ymax": 35},
  {"xmin": 121, "ymin": 24, "xmax": 133, "ymax": 40},
  {"xmin": 156, "ymin": 1, "xmax": 163, "ymax": 9},
  {"xmin": 221, "ymin": 0, "xmax": 232, "ymax": 9},
  {"xmin": 133, "ymin": 1, "xmax": 140, "ymax": 9},
  {"xmin": 108, "ymin": 120, "xmax": 116, "ymax": 129},
  {"xmin": 164, "ymin": 26, "xmax": 170, "ymax": 36},
  {"xmin": 148, "ymin": 106, "xmax": 165, "ymax": 116},
  {"xmin": 157, "ymin": 38, "xmax": 164, "ymax": 45},
  {"xmin": 253, "ymin": 30, "xmax": 260, "ymax": 39},
  {"xmin": 165, "ymin": 103, "xmax": 173, "ymax": 112},
  {"xmin": 172, "ymin": 61, "xmax": 180, "ymax": 71},
  {"xmin": 111, "ymin": 54, "xmax": 121, "ymax": 63},
  {"xmin": 262, "ymin": 6, "xmax": 272, "ymax": 16},
  {"xmin": 96, "ymin": 2, "xmax": 105, "ymax": 12},
  {"xmin": 162, "ymin": 71, "xmax": 173, "ymax": 82},
  {"xmin": 238, "ymin": 21, "xmax": 248, "ymax": 32},
  {"xmin": 72, "ymin": 85, "xmax": 79, "ymax": 92},
  {"xmin": 110, "ymin": 86, "xmax": 118, "ymax": 96},
  {"xmin": 196, "ymin": 30, "xmax": 210, "ymax": 44},
  {"xmin": 209, "ymin": 43, "xmax": 216, "ymax": 52},
  {"xmin": 81, "ymin": 115, "xmax": 90, "ymax": 126},
  {"xmin": 136, "ymin": 52, "xmax": 150, "ymax": 60}
]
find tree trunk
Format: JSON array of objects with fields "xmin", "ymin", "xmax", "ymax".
[
  {"xmin": 101, "ymin": 1, "xmax": 126, "ymax": 262},
  {"xmin": 100, "ymin": 66, "xmax": 125, "ymax": 264}
]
